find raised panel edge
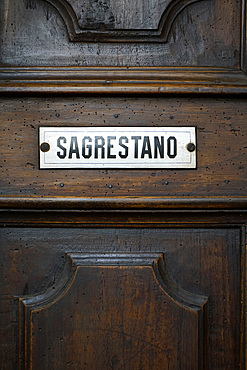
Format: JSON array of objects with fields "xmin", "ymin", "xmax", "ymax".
[
  {"xmin": 43, "ymin": 0, "xmax": 204, "ymax": 43},
  {"xmin": 19, "ymin": 252, "xmax": 209, "ymax": 368}
]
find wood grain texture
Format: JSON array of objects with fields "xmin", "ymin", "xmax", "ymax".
[
  {"xmin": 1, "ymin": 210, "xmax": 247, "ymax": 227},
  {"xmin": 1, "ymin": 67, "xmax": 247, "ymax": 94},
  {"xmin": 0, "ymin": 197, "xmax": 247, "ymax": 211},
  {"xmin": 0, "ymin": 96, "xmax": 246, "ymax": 205},
  {"xmin": 0, "ymin": 0, "xmax": 242, "ymax": 67},
  {"xmin": 0, "ymin": 1, "xmax": 246, "ymax": 369},
  {"xmin": 41, "ymin": 0, "xmax": 205, "ymax": 42},
  {"xmin": 0, "ymin": 225, "xmax": 243, "ymax": 369},
  {"xmin": 19, "ymin": 253, "xmax": 208, "ymax": 369}
]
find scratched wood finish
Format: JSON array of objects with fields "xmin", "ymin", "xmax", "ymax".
[
  {"xmin": 0, "ymin": 0, "xmax": 242, "ymax": 67},
  {"xmin": 40, "ymin": 0, "xmax": 205, "ymax": 42},
  {"xmin": 59, "ymin": 0, "xmax": 188, "ymax": 29}
]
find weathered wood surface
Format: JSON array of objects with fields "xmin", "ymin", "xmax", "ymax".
[
  {"xmin": 0, "ymin": 225, "xmax": 244, "ymax": 369},
  {"xmin": 0, "ymin": 0, "xmax": 242, "ymax": 67},
  {"xmin": 0, "ymin": 1, "xmax": 246, "ymax": 369},
  {"xmin": 19, "ymin": 253, "xmax": 208, "ymax": 369},
  {"xmin": 41, "ymin": 0, "xmax": 205, "ymax": 42},
  {"xmin": 1, "ymin": 67, "xmax": 247, "ymax": 94},
  {"xmin": 0, "ymin": 96, "xmax": 246, "ymax": 201}
]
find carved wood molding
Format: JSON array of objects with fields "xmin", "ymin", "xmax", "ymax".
[
  {"xmin": 19, "ymin": 253, "xmax": 209, "ymax": 367},
  {"xmin": 19, "ymin": 252, "xmax": 208, "ymax": 309},
  {"xmin": 1, "ymin": 67, "xmax": 247, "ymax": 94},
  {"xmin": 1, "ymin": 196, "xmax": 247, "ymax": 211},
  {"xmin": 42, "ymin": 0, "xmax": 205, "ymax": 42},
  {"xmin": 1, "ymin": 211, "xmax": 246, "ymax": 227}
]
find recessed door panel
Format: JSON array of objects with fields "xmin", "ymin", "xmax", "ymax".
[{"xmin": 0, "ymin": 226, "xmax": 243, "ymax": 369}]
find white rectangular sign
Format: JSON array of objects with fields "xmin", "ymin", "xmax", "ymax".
[{"xmin": 39, "ymin": 127, "xmax": 196, "ymax": 169}]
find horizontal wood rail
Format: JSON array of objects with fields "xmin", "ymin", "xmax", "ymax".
[
  {"xmin": 0, "ymin": 196, "xmax": 247, "ymax": 210},
  {"xmin": 0, "ymin": 67, "xmax": 247, "ymax": 94}
]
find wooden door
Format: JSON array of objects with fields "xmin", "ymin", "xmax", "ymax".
[{"xmin": 0, "ymin": 1, "xmax": 246, "ymax": 369}]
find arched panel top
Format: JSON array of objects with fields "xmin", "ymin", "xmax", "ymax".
[
  {"xmin": 19, "ymin": 252, "xmax": 209, "ymax": 368},
  {"xmin": 42, "ymin": 0, "xmax": 207, "ymax": 42},
  {"xmin": 20, "ymin": 252, "xmax": 208, "ymax": 311}
]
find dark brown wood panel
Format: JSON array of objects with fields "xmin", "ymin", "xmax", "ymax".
[
  {"xmin": 19, "ymin": 253, "xmax": 208, "ymax": 369},
  {"xmin": 0, "ymin": 0, "xmax": 246, "ymax": 369},
  {"xmin": 0, "ymin": 0, "xmax": 241, "ymax": 67},
  {"xmin": 0, "ymin": 224, "xmax": 244, "ymax": 369},
  {"xmin": 0, "ymin": 96, "xmax": 246, "ymax": 200}
]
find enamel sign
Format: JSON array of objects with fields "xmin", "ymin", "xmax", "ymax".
[{"xmin": 39, "ymin": 127, "xmax": 196, "ymax": 169}]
